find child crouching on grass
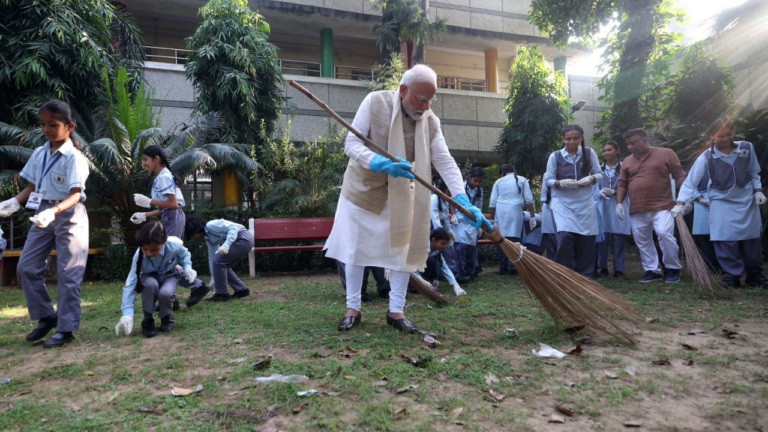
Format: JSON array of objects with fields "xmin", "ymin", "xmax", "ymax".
[{"xmin": 115, "ymin": 222, "xmax": 200, "ymax": 338}]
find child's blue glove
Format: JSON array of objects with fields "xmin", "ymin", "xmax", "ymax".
[
  {"xmin": 453, "ymin": 193, "xmax": 493, "ymax": 231},
  {"xmin": 369, "ymin": 154, "xmax": 415, "ymax": 180}
]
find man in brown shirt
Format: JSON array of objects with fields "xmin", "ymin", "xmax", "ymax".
[{"xmin": 616, "ymin": 129, "xmax": 687, "ymax": 284}]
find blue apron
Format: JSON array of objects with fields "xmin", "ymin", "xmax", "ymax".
[
  {"xmin": 550, "ymin": 151, "xmax": 599, "ymax": 236},
  {"xmin": 597, "ymin": 166, "xmax": 631, "ymax": 235},
  {"xmin": 692, "ymin": 171, "xmax": 711, "ymax": 236}
]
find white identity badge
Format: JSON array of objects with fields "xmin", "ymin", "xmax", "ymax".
[{"xmin": 26, "ymin": 192, "xmax": 43, "ymax": 210}]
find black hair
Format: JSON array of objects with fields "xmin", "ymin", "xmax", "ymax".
[
  {"xmin": 38, "ymin": 100, "xmax": 81, "ymax": 151},
  {"xmin": 468, "ymin": 167, "xmax": 486, "ymax": 179},
  {"xmin": 134, "ymin": 222, "xmax": 168, "ymax": 293},
  {"xmin": 707, "ymin": 118, "xmax": 736, "ymax": 151},
  {"xmin": 436, "ymin": 180, "xmax": 449, "ymax": 213},
  {"xmin": 563, "ymin": 124, "xmax": 590, "ymax": 178},
  {"xmin": 600, "ymin": 141, "xmax": 621, "ymax": 176},
  {"xmin": 622, "ymin": 128, "xmax": 648, "ymax": 140},
  {"xmin": 501, "ymin": 164, "xmax": 520, "ymax": 193},
  {"xmin": 143, "ymin": 145, "xmax": 182, "ymax": 187},
  {"xmin": 184, "ymin": 215, "xmax": 209, "ymax": 241},
  {"xmin": 431, "ymin": 227, "xmax": 451, "ymax": 242}
]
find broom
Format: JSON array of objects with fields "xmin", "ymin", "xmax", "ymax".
[
  {"xmin": 289, "ymin": 80, "xmax": 641, "ymax": 343},
  {"xmin": 409, "ymin": 274, "xmax": 450, "ymax": 305},
  {"xmin": 674, "ymin": 215, "xmax": 719, "ymax": 297}
]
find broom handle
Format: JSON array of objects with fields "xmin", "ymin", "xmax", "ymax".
[{"xmin": 288, "ymin": 80, "xmax": 485, "ymax": 228}]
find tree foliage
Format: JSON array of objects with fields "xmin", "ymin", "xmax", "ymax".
[
  {"xmin": 496, "ymin": 46, "xmax": 572, "ymax": 181},
  {"xmin": 0, "ymin": 0, "xmax": 145, "ymax": 126},
  {"xmin": 371, "ymin": 0, "xmax": 447, "ymax": 65},
  {"xmin": 709, "ymin": 0, "xmax": 768, "ymax": 35},
  {"xmin": 185, "ymin": 0, "xmax": 285, "ymax": 148},
  {"xmin": 362, "ymin": 54, "xmax": 407, "ymax": 92}
]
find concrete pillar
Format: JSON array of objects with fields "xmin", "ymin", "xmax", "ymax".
[
  {"xmin": 223, "ymin": 171, "xmax": 239, "ymax": 206},
  {"xmin": 484, "ymin": 48, "xmax": 499, "ymax": 93},
  {"xmin": 554, "ymin": 56, "xmax": 567, "ymax": 75},
  {"xmin": 320, "ymin": 28, "xmax": 334, "ymax": 78}
]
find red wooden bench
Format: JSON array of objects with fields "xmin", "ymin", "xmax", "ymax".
[{"xmin": 246, "ymin": 216, "xmax": 494, "ymax": 278}]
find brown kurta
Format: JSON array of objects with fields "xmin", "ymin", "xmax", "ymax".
[{"xmin": 618, "ymin": 147, "xmax": 687, "ymax": 214}]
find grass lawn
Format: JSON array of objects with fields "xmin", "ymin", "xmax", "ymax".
[{"xmin": 1, "ymin": 258, "xmax": 767, "ymax": 431}]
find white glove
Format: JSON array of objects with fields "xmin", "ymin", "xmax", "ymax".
[
  {"xmin": 698, "ymin": 198, "xmax": 710, "ymax": 207},
  {"xmin": 29, "ymin": 208, "xmax": 56, "ymax": 228},
  {"xmin": 559, "ymin": 179, "xmax": 578, "ymax": 189},
  {"xmin": 756, "ymin": 192, "xmax": 767, "ymax": 205},
  {"xmin": 133, "ymin": 193, "xmax": 152, "ymax": 208},
  {"xmin": 0, "ymin": 198, "xmax": 20, "ymax": 217},
  {"xmin": 671, "ymin": 204, "xmax": 685, "ymax": 218},
  {"xmin": 431, "ymin": 279, "xmax": 439, "ymax": 290},
  {"xmin": 683, "ymin": 200, "xmax": 694, "ymax": 216},
  {"xmin": 599, "ymin": 188, "xmax": 615, "ymax": 199},
  {"xmin": 450, "ymin": 214, "xmax": 459, "ymax": 225},
  {"xmin": 216, "ymin": 244, "xmax": 230, "ymax": 255},
  {"xmin": 452, "ymin": 283, "xmax": 466, "ymax": 297},
  {"xmin": 183, "ymin": 268, "xmax": 197, "ymax": 283},
  {"xmin": 115, "ymin": 316, "xmax": 133, "ymax": 336},
  {"xmin": 529, "ymin": 216, "xmax": 537, "ymax": 230},
  {"xmin": 576, "ymin": 176, "xmax": 594, "ymax": 187},
  {"xmin": 130, "ymin": 212, "xmax": 146, "ymax": 224},
  {"xmin": 615, "ymin": 203, "xmax": 625, "ymax": 221}
]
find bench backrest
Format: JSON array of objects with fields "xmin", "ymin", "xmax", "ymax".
[{"xmin": 251, "ymin": 218, "xmax": 334, "ymax": 242}]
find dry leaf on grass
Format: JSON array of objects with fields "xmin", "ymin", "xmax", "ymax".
[
  {"xmin": 645, "ymin": 317, "xmax": 657, "ymax": 323},
  {"xmin": 83, "ymin": 371, "xmax": 94, "ymax": 376},
  {"xmin": 228, "ymin": 357, "xmax": 248, "ymax": 364},
  {"xmin": 568, "ymin": 345, "xmax": 583, "ymax": 355},
  {"xmin": 555, "ymin": 405, "xmax": 574, "ymax": 417},
  {"xmin": 423, "ymin": 335, "xmax": 441, "ymax": 347},
  {"xmin": 393, "ymin": 407, "xmax": 408, "ymax": 417},
  {"xmin": 624, "ymin": 365, "xmax": 637, "ymax": 376},
  {"xmin": 683, "ymin": 359, "xmax": 695, "ymax": 366},
  {"xmin": 604, "ymin": 371, "xmax": 618, "ymax": 379},
  {"xmin": 254, "ymin": 418, "xmax": 278, "ymax": 432},
  {"xmin": 549, "ymin": 414, "xmax": 565, "ymax": 423},
  {"xmin": 233, "ymin": 338, "xmax": 243, "ymax": 344},
  {"xmin": 338, "ymin": 346, "xmax": 370, "ymax": 358},
  {"xmin": 396, "ymin": 384, "xmax": 419, "ymax": 394},
  {"xmin": 681, "ymin": 343, "xmax": 699, "ymax": 351},
  {"xmin": 652, "ymin": 359, "xmax": 671, "ymax": 366},
  {"xmin": 400, "ymin": 353, "xmax": 432, "ymax": 368},
  {"xmin": 685, "ymin": 329, "xmax": 706, "ymax": 335},
  {"xmin": 374, "ymin": 380, "xmax": 389, "ymax": 387},
  {"xmin": 252, "ymin": 355, "xmax": 273, "ymax": 370},
  {"xmin": 447, "ymin": 407, "xmax": 464, "ymax": 423},
  {"xmin": 171, "ymin": 385, "xmax": 203, "ymax": 396},
  {"xmin": 488, "ymin": 389, "xmax": 505, "ymax": 401},
  {"xmin": 623, "ymin": 420, "xmax": 643, "ymax": 427},
  {"xmin": 722, "ymin": 329, "xmax": 739, "ymax": 339},
  {"xmin": 484, "ymin": 374, "xmax": 500, "ymax": 386}
]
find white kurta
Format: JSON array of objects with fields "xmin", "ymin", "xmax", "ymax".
[{"xmin": 324, "ymin": 95, "xmax": 465, "ymax": 272}]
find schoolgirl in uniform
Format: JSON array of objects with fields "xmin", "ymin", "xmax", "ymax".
[
  {"xmin": 543, "ymin": 125, "xmax": 603, "ymax": 278},
  {"xmin": 0, "ymin": 101, "xmax": 89, "ymax": 348},
  {"xmin": 0, "ymin": 226, "xmax": 5, "ymax": 261},
  {"xmin": 115, "ymin": 222, "xmax": 199, "ymax": 337},
  {"xmin": 539, "ymin": 175, "xmax": 557, "ymax": 260},
  {"xmin": 414, "ymin": 228, "xmax": 466, "ymax": 297},
  {"xmin": 596, "ymin": 141, "xmax": 630, "ymax": 279},
  {"xmin": 522, "ymin": 212, "xmax": 544, "ymax": 255},
  {"xmin": 690, "ymin": 171, "xmax": 721, "ymax": 272},
  {"xmin": 675, "ymin": 119, "xmax": 767, "ymax": 288},
  {"xmin": 185, "ymin": 215, "xmax": 254, "ymax": 302},
  {"xmin": 430, "ymin": 180, "xmax": 459, "ymax": 276},
  {"xmin": 454, "ymin": 167, "xmax": 485, "ymax": 283},
  {"xmin": 489, "ymin": 164, "xmax": 536, "ymax": 275},
  {"xmin": 131, "ymin": 145, "xmax": 186, "ymax": 238}
]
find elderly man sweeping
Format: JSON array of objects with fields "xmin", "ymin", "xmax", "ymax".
[{"xmin": 325, "ymin": 65, "xmax": 490, "ymax": 333}]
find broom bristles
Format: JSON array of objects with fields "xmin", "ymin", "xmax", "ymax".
[
  {"xmin": 486, "ymin": 229, "xmax": 641, "ymax": 344},
  {"xmin": 675, "ymin": 215, "xmax": 719, "ymax": 297},
  {"xmin": 408, "ymin": 274, "xmax": 451, "ymax": 305}
]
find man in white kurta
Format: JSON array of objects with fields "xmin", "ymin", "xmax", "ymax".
[{"xmin": 325, "ymin": 65, "xmax": 490, "ymax": 333}]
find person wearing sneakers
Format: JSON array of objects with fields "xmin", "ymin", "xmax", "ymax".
[
  {"xmin": 674, "ymin": 119, "xmax": 767, "ymax": 288},
  {"xmin": 185, "ymin": 216, "xmax": 253, "ymax": 302},
  {"xmin": 615, "ymin": 129, "xmax": 686, "ymax": 284}
]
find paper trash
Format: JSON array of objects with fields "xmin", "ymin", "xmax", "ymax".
[
  {"xmin": 255, "ymin": 374, "xmax": 309, "ymax": 384},
  {"xmin": 171, "ymin": 384, "xmax": 203, "ymax": 396},
  {"xmin": 532, "ymin": 343, "xmax": 566, "ymax": 359},
  {"xmin": 297, "ymin": 389, "xmax": 318, "ymax": 397}
]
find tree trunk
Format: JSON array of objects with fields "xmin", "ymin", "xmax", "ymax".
[
  {"xmin": 610, "ymin": 0, "xmax": 660, "ymax": 147},
  {"xmin": 411, "ymin": 0, "xmax": 429, "ymax": 65},
  {"xmin": 381, "ymin": 11, "xmax": 401, "ymax": 66}
]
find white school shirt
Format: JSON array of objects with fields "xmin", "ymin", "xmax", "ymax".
[
  {"xmin": 152, "ymin": 167, "xmax": 185, "ymax": 207},
  {"xmin": 19, "ymin": 139, "xmax": 89, "ymax": 201}
]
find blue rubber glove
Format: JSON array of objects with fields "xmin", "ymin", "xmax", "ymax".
[
  {"xmin": 453, "ymin": 193, "xmax": 493, "ymax": 231},
  {"xmin": 369, "ymin": 154, "xmax": 415, "ymax": 180}
]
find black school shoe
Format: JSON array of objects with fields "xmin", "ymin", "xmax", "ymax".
[
  {"xmin": 361, "ymin": 293, "xmax": 373, "ymax": 303},
  {"xmin": 160, "ymin": 313, "xmax": 174, "ymax": 333},
  {"xmin": 43, "ymin": 332, "xmax": 74, "ymax": 348},
  {"xmin": 386, "ymin": 313, "xmax": 419, "ymax": 334},
  {"xmin": 597, "ymin": 269, "xmax": 609, "ymax": 278},
  {"xmin": 187, "ymin": 283, "xmax": 212, "ymax": 307},
  {"xmin": 613, "ymin": 271, "xmax": 627, "ymax": 280},
  {"xmin": 206, "ymin": 293, "xmax": 231, "ymax": 302},
  {"xmin": 745, "ymin": 274, "xmax": 768, "ymax": 289},
  {"xmin": 720, "ymin": 274, "xmax": 741, "ymax": 288},
  {"xmin": 26, "ymin": 313, "xmax": 58, "ymax": 342},
  {"xmin": 142, "ymin": 313, "xmax": 157, "ymax": 338},
  {"xmin": 665, "ymin": 269, "xmax": 681, "ymax": 284},
  {"xmin": 233, "ymin": 289, "xmax": 250, "ymax": 299},
  {"xmin": 639, "ymin": 271, "xmax": 663, "ymax": 284}
]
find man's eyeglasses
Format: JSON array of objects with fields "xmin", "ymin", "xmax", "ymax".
[{"xmin": 416, "ymin": 96, "xmax": 438, "ymax": 105}]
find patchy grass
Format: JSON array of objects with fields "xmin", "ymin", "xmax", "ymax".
[{"xmin": 1, "ymin": 258, "xmax": 768, "ymax": 431}]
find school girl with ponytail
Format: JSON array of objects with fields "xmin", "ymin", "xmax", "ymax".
[
  {"xmin": 0, "ymin": 101, "xmax": 90, "ymax": 348},
  {"xmin": 489, "ymin": 164, "xmax": 536, "ymax": 275},
  {"xmin": 543, "ymin": 124, "xmax": 603, "ymax": 278},
  {"xmin": 115, "ymin": 222, "xmax": 199, "ymax": 338},
  {"xmin": 596, "ymin": 141, "xmax": 630, "ymax": 279},
  {"xmin": 131, "ymin": 145, "xmax": 186, "ymax": 238}
]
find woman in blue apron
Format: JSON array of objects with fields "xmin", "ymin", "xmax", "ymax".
[
  {"xmin": 0, "ymin": 101, "xmax": 90, "ymax": 348},
  {"xmin": 185, "ymin": 215, "xmax": 253, "ymax": 302},
  {"xmin": 675, "ymin": 119, "xmax": 767, "ymax": 288},
  {"xmin": 115, "ymin": 222, "xmax": 200, "ymax": 338},
  {"xmin": 489, "ymin": 164, "xmax": 535, "ymax": 275},
  {"xmin": 543, "ymin": 125, "xmax": 603, "ymax": 278},
  {"xmin": 690, "ymin": 171, "xmax": 721, "ymax": 273},
  {"xmin": 131, "ymin": 145, "xmax": 186, "ymax": 238},
  {"xmin": 539, "ymin": 176, "xmax": 557, "ymax": 260},
  {"xmin": 596, "ymin": 141, "xmax": 630, "ymax": 279},
  {"xmin": 0, "ymin": 226, "xmax": 5, "ymax": 262},
  {"xmin": 454, "ymin": 167, "xmax": 485, "ymax": 283}
]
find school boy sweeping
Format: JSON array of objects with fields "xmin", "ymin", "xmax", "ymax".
[{"xmin": 674, "ymin": 119, "xmax": 767, "ymax": 288}]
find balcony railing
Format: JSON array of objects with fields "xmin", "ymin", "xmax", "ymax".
[
  {"xmin": 334, "ymin": 65, "xmax": 375, "ymax": 81},
  {"xmin": 438, "ymin": 75, "xmax": 488, "ymax": 92},
  {"xmin": 280, "ymin": 59, "xmax": 321, "ymax": 77},
  {"xmin": 145, "ymin": 46, "xmax": 192, "ymax": 65}
]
